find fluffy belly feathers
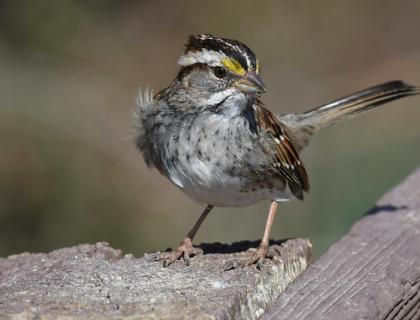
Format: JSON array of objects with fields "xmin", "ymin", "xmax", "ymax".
[{"xmin": 166, "ymin": 156, "xmax": 291, "ymax": 207}]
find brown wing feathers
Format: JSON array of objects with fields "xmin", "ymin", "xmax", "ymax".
[{"xmin": 256, "ymin": 105, "xmax": 309, "ymax": 198}]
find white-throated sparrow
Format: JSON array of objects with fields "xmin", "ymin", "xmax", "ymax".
[{"xmin": 134, "ymin": 34, "xmax": 418, "ymax": 268}]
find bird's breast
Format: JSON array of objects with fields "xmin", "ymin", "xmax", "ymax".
[{"xmin": 161, "ymin": 113, "xmax": 291, "ymax": 206}]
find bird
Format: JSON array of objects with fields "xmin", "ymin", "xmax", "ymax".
[{"xmin": 133, "ymin": 33, "xmax": 418, "ymax": 268}]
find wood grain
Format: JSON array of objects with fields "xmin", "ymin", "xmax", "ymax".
[
  {"xmin": 262, "ymin": 167, "xmax": 420, "ymax": 320},
  {"xmin": 0, "ymin": 239, "xmax": 311, "ymax": 320}
]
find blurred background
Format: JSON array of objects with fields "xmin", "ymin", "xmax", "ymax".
[{"xmin": 1, "ymin": 0, "xmax": 419, "ymax": 258}]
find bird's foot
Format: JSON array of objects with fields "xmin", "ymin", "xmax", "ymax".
[
  {"xmin": 152, "ymin": 237, "xmax": 203, "ymax": 267},
  {"xmin": 224, "ymin": 243, "xmax": 276, "ymax": 270}
]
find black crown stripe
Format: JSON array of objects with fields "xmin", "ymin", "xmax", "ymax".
[{"xmin": 184, "ymin": 34, "xmax": 257, "ymax": 71}]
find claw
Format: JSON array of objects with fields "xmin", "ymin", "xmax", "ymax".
[
  {"xmin": 256, "ymin": 257, "xmax": 265, "ymax": 269},
  {"xmin": 223, "ymin": 259, "xmax": 241, "ymax": 271},
  {"xmin": 184, "ymin": 254, "xmax": 191, "ymax": 266},
  {"xmin": 153, "ymin": 238, "xmax": 202, "ymax": 267},
  {"xmin": 224, "ymin": 245, "xmax": 270, "ymax": 271}
]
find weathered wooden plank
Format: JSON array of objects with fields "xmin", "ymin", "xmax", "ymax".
[
  {"xmin": 1, "ymin": 169, "xmax": 419, "ymax": 320},
  {"xmin": 262, "ymin": 167, "xmax": 420, "ymax": 320},
  {"xmin": 0, "ymin": 238, "xmax": 311, "ymax": 320}
]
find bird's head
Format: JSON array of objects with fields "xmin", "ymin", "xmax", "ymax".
[{"xmin": 173, "ymin": 34, "xmax": 266, "ymax": 110}]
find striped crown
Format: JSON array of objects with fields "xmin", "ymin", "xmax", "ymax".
[{"xmin": 178, "ymin": 34, "xmax": 260, "ymax": 75}]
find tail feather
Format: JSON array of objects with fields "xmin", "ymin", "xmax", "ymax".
[
  {"xmin": 281, "ymin": 80, "xmax": 418, "ymax": 151},
  {"xmin": 302, "ymin": 80, "xmax": 418, "ymax": 130}
]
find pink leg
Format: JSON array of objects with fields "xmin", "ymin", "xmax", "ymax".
[
  {"xmin": 158, "ymin": 205, "xmax": 213, "ymax": 267},
  {"xmin": 225, "ymin": 201, "xmax": 279, "ymax": 270}
]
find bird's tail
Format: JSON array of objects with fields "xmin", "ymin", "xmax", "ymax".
[
  {"xmin": 300, "ymin": 80, "xmax": 418, "ymax": 130},
  {"xmin": 282, "ymin": 80, "xmax": 418, "ymax": 150}
]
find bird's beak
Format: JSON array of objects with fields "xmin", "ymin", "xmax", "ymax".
[{"xmin": 235, "ymin": 71, "xmax": 267, "ymax": 94}]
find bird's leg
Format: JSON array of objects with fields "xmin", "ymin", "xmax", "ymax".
[
  {"xmin": 254, "ymin": 200, "xmax": 278, "ymax": 266},
  {"xmin": 224, "ymin": 201, "xmax": 278, "ymax": 270},
  {"xmin": 157, "ymin": 205, "xmax": 213, "ymax": 267}
]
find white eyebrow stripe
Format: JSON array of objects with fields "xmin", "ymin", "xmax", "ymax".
[
  {"xmin": 218, "ymin": 39, "xmax": 252, "ymax": 69},
  {"xmin": 236, "ymin": 46, "xmax": 251, "ymax": 69},
  {"xmin": 178, "ymin": 49, "xmax": 226, "ymax": 67},
  {"xmin": 242, "ymin": 51, "xmax": 252, "ymax": 69}
]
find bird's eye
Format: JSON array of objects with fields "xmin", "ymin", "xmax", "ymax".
[{"xmin": 213, "ymin": 66, "xmax": 227, "ymax": 79}]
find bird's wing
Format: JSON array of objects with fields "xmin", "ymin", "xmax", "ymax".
[{"xmin": 255, "ymin": 104, "xmax": 310, "ymax": 199}]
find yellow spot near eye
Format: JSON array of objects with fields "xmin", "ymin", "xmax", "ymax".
[
  {"xmin": 256, "ymin": 60, "xmax": 260, "ymax": 74},
  {"xmin": 221, "ymin": 58, "xmax": 246, "ymax": 76}
]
